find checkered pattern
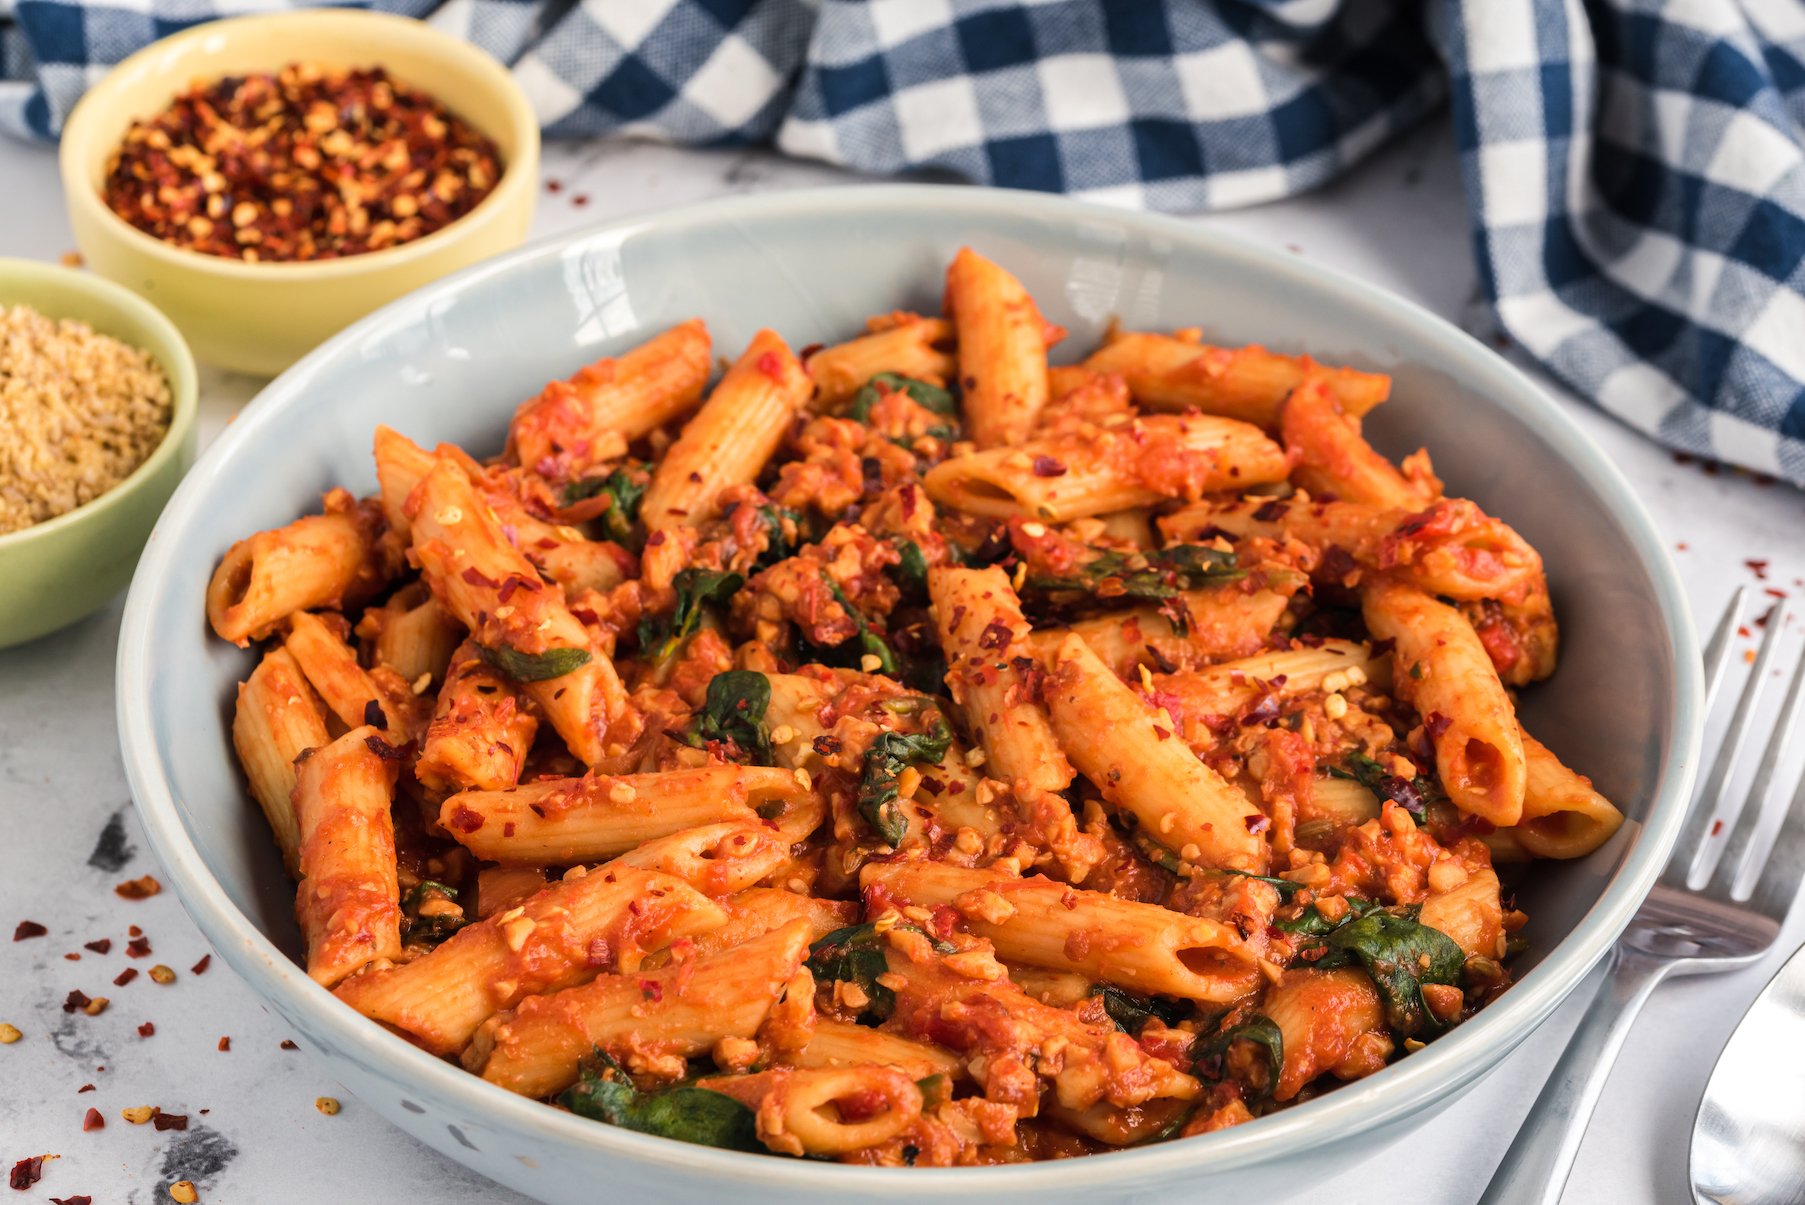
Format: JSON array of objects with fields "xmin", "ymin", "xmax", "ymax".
[{"xmin": 5, "ymin": 0, "xmax": 1805, "ymax": 483}]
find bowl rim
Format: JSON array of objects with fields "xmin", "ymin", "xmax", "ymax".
[
  {"xmin": 0, "ymin": 256, "xmax": 199, "ymax": 551},
  {"xmin": 57, "ymin": 7, "xmax": 539, "ymax": 281},
  {"xmin": 116, "ymin": 184, "xmax": 1706, "ymax": 1192}
]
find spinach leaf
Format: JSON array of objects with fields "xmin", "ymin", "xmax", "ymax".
[
  {"xmin": 848, "ymin": 373, "xmax": 958, "ymax": 421},
  {"xmin": 680, "ymin": 670, "xmax": 772, "ymax": 763},
  {"xmin": 400, "ymin": 880, "xmax": 466, "ymax": 948},
  {"xmin": 1307, "ymin": 906, "xmax": 1465, "ymax": 1036},
  {"xmin": 562, "ymin": 1056, "xmax": 760, "ymax": 1152},
  {"xmin": 807, "ymin": 922, "xmax": 953, "ymax": 1024},
  {"xmin": 1090, "ymin": 984, "xmax": 1190, "ymax": 1036},
  {"xmin": 826, "ymin": 578, "xmax": 897, "ymax": 676},
  {"xmin": 1275, "ymin": 895, "xmax": 1379, "ymax": 937},
  {"xmin": 1022, "ymin": 544, "xmax": 1245, "ymax": 625},
  {"xmin": 563, "ymin": 464, "xmax": 648, "ymax": 548},
  {"xmin": 477, "ymin": 643, "xmax": 592, "ymax": 682},
  {"xmin": 1326, "ymin": 753, "xmax": 1443, "ymax": 821},
  {"xmin": 891, "ymin": 539, "xmax": 930, "ymax": 604},
  {"xmin": 857, "ymin": 721, "xmax": 952, "ymax": 847},
  {"xmin": 742, "ymin": 502, "xmax": 804, "ymax": 573},
  {"xmin": 1193, "ymin": 1015, "xmax": 1284, "ymax": 1101},
  {"xmin": 638, "ymin": 568, "xmax": 743, "ymax": 666}
]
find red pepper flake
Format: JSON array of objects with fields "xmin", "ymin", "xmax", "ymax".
[
  {"xmin": 280, "ymin": 1039, "xmax": 299, "ymax": 1050},
  {"xmin": 152, "ymin": 1112, "xmax": 188, "ymax": 1132},
  {"xmin": 1251, "ymin": 498, "xmax": 1290, "ymax": 522},
  {"xmin": 572, "ymin": 193, "xmax": 591, "ymax": 207},
  {"xmin": 447, "ymin": 804, "xmax": 485, "ymax": 834},
  {"xmin": 755, "ymin": 350, "xmax": 784, "ymax": 382},
  {"xmin": 191, "ymin": 954, "xmax": 211, "ymax": 975},
  {"xmin": 1423, "ymin": 711, "xmax": 1453, "ymax": 740},
  {"xmin": 461, "ymin": 565, "xmax": 499, "ymax": 589},
  {"xmin": 1712, "ymin": 818, "xmax": 1724, "ymax": 836},
  {"xmin": 76, "ymin": 1085, "xmax": 95, "ymax": 1094},
  {"xmin": 83, "ymin": 939, "xmax": 111, "ymax": 955},
  {"xmin": 361, "ymin": 699, "xmax": 385, "ymax": 728},
  {"xmin": 128, "ymin": 926, "xmax": 142, "ymax": 938},
  {"xmin": 977, "ymin": 619, "xmax": 1014, "ymax": 651},
  {"xmin": 1675, "ymin": 542, "xmax": 1688, "ymax": 551},
  {"xmin": 62, "ymin": 990, "xmax": 93, "ymax": 1014},
  {"xmin": 115, "ymin": 875, "xmax": 162, "ymax": 900},
  {"xmin": 364, "ymin": 734, "xmax": 405, "ymax": 762},
  {"xmin": 51, "ymin": 1198, "xmax": 92, "ymax": 1205},
  {"xmin": 1747, "ymin": 559, "xmax": 1770, "ymax": 580},
  {"xmin": 217, "ymin": 1036, "xmax": 230, "ymax": 1052},
  {"xmin": 137, "ymin": 1022, "xmax": 156, "ymax": 1038},
  {"xmin": 546, "ymin": 178, "xmax": 563, "ymax": 193},
  {"xmin": 1765, "ymin": 587, "xmax": 1788, "ymax": 600},
  {"xmin": 63, "ymin": 953, "xmax": 81, "ymax": 961},
  {"xmin": 638, "ymin": 979, "xmax": 664, "ymax": 1003},
  {"xmin": 12, "ymin": 920, "xmax": 47, "ymax": 941},
  {"xmin": 1244, "ymin": 813, "xmax": 1271, "ymax": 833},
  {"xmin": 126, "ymin": 937, "xmax": 151, "ymax": 958},
  {"xmin": 8, "ymin": 1155, "xmax": 52, "ymax": 1190},
  {"xmin": 113, "ymin": 968, "xmax": 138, "ymax": 987},
  {"xmin": 82, "ymin": 1107, "xmax": 104, "ymax": 1132},
  {"xmin": 1030, "ymin": 454, "xmax": 1068, "ymax": 478}
]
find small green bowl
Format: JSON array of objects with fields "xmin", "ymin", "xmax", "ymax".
[{"xmin": 0, "ymin": 258, "xmax": 198, "ymax": 647}]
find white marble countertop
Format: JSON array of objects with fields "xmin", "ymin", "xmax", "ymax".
[{"xmin": 3, "ymin": 118, "xmax": 1803, "ymax": 1205}]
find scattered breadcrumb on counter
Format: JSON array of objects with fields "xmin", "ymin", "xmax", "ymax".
[{"xmin": 0, "ymin": 305, "xmax": 171, "ymax": 535}]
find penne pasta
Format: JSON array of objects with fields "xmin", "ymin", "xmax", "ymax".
[
  {"xmin": 701, "ymin": 1065, "xmax": 924, "ymax": 1158},
  {"xmin": 641, "ymin": 329, "xmax": 812, "ymax": 529},
  {"xmin": 207, "ymin": 503, "xmax": 386, "ymax": 645},
  {"xmin": 922, "ymin": 413, "xmax": 1286, "ymax": 522},
  {"xmin": 945, "ymin": 247, "xmax": 1061, "ymax": 448},
  {"xmin": 291, "ymin": 726, "xmax": 403, "ymax": 988},
  {"xmin": 232, "ymin": 645, "xmax": 329, "ymax": 875},
  {"xmin": 1049, "ymin": 587, "xmax": 1293, "ymax": 677},
  {"xmin": 1083, "ymin": 330, "xmax": 1390, "ymax": 427},
  {"xmin": 808, "ymin": 315, "xmax": 956, "ymax": 409},
  {"xmin": 1509, "ymin": 731, "xmax": 1625, "ymax": 859},
  {"xmin": 415, "ymin": 641, "xmax": 538, "ymax": 796},
  {"xmin": 1280, "ymin": 372, "xmax": 1430, "ymax": 511}
]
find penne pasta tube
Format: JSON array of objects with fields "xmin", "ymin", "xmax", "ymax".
[
  {"xmin": 1044, "ymin": 634, "xmax": 1267, "ymax": 872},
  {"xmin": 367, "ymin": 590, "xmax": 462, "ymax": 690},
  {"xmin": 1363, "ymin": 578, "xmax": 1526, "ymax": 826},
  {"xmin": 291, "ymin": 726, "xmax": 403, "ymax": 988},
  {"xmin": 1082, "ymin": 331, "xmax": 1390, "ymax": 427},
  {"xmin": 787, "ymin": 1017, "xmax": 964, "ymax": 1080},
  {"xmin": 333, "ymin": 864, "xmax": 725, "ymax": 1055},
  {"xmin": 1005, "ymin": 965, "xmax": 1096, "ymax": 1008},
  {"xmin": 864, "ymin": 860, "xmax": 1262, "ymax": 1002},
  {"xmin": 372, "ymin": 424, "xmax": 441, "ymax": 539},
  {"xmin": 467, "ymin": 920, "xmax": 812, "ymax": 1099},
  {"xmin": 701, "ymin": 1065, "xmax": 925, "ymax": 1158},
  {"xmin": 1509, "ymin": 731, "xmax": 1625, "ymax": 859},
  {"xmin": 611, "ymin": 822, "xmax": 795, "ymax": 897},
  {"xmin": 1307, "ymin": 776, "xmax": 1382, "ymax": 827},
  {"xmin": 509, "ymin": 319, "xmax": 713, "ymax": 476},
  {"xmin": 945, "ymin": 247, "xmax": 1060, "ymax": 449},
  {"xmin": 283, "ymin": 609, "xmax": 409, "ymax": 735},
  {"xmin": 1418, "ymin": 867, "xmax": 1505, "ymax": 960},
  {"xmin": 407, "ymin": 457, "xmax": 626, "ymax": 765},
  {"xmin": 921, "ymin": 413, "xmax": 1287, "ymax": 522},
  {"xmin": 930, "ymin": 566, "xmax": 1072, "ymax": 793},
  {"xmin": 1150, "ymin": 639, "xmax": 1385, "ymax": 735},
  {"xmin": 474, "ymin": 864, "xmax": 549, "ymax": 919},
  {"xmin": 808, "ymin": 315, "xmax": 956, "ymax": 408},
  {"xmin": 1280, "ymin": 373, "xmax": 1429, "ymax": 511},
  {"xmin": 437, "ymin": 765, "xmax": 808, "ymax": 864},
  {"xmin": 677, "ymin": 889, "xmax": 858, "ymax": 959},
  {"xmin": 232, "ymin": 646, "xmax": 330, "ymax": 875},
  {"xmin": 641, "ymin": 329, "xmax": 812, "ymax": 529},
  {"xmin": 1262, "ymin": 967, "xmax": 1391, "ymax": 1101},
  {"xmin": 1162, "ymin": 495, "xmax": 1540, "ymax": 603},
  {"xmin": 1049, "ymin": 587, "xmax": 1293, "ymax": 677},
  {"xmin": 415, "ymin": 641, "xmax": 539, "ymax": 796},
  {"xmin": 207, "ymin": 505, "xmax": 386, "ymax": 645}
]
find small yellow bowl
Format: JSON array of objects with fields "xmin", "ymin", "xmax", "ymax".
[
  {"xmin": 58, "ymin": 9, "xmax": 539, "ymax": 376},
  {"xmin": 0, "ymin": 258, "xmax": 199, "ymax": 648}
]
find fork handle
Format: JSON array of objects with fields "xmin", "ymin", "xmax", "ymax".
[{"xmin": 1478, "ymin": 945, "xmax": 1676, "ymax": 1205}]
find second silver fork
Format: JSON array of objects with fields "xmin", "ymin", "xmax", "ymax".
[{"xmin": 1479, "ymin": 588, "xmax": 1805, "ymax": 1205}]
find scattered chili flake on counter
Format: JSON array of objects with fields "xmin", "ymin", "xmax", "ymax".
[
  {"xmin": 137, "ymin": 1021, "xmax": 156, "ymax": 1038},
  {"xmin": 8, "ymin": 1155, "xmax": 54, "ymax": 1190},
  {"xmin": 115, "ymin": 874, "xmax": 161, "ymax": 900},
  {"xmin": 12, "ymin": 920, "xmax": 47, "ymax": 941},
  {"xmin": 83, "ymin": 939, "xmax": 111, "ymax": 954},
  {"xmin": 279, "ymin": 1039, "xmax": 299, "ymax": 1050},
  {"xmin": 126, "ymin": 936, "xmax": 152, "ymax": 958},
  {"xmin": 51, "ymin": 1197, "xmax": 92, "ymax": 1205},
  {"xmin": 81, "ymin": 1108, "xmax": 104, "ymax": 1132},
  {"xmin": 152, "ymin": 1112, "xmax": 188, "ymax": 1132},
  {"xmin": 190, "ymin": 954, "xmax": 211, "ymax": 975},
  {"xmin": 103, "ymin": 63, "xmax": 502, "ymax": 263},
  {"xmin": 113, "ymin": 967, "xmax": 138, "ymax": 987},
  {"xmin": 216, "ymin": 1036, "xmax": 230, "ymax": 1052}
]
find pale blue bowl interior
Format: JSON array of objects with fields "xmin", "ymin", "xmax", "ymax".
[{"xmin": 117, "ymin": 186, "xmax": 1700, "ymax": 1203}]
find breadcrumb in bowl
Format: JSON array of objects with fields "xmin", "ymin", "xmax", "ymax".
[{"xmin": 0, "ymin": 257, "xmax": 197, "ymax": 648}]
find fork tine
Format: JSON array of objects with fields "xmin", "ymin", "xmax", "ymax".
[
  {"xmin": 1709, "ymin": 622, "xmax": 1804, "ymax": 898},
  {"xmin": 1746, "ymin": 711, "xmax": 1805, "ymax": 922},
  {"xmin": 1664, "ymin": 595, "xmax": 1791, "ymax": 888},
  {"xmin": 1701, "ymin": 586, "xmax": 1749, "ymax": 712}
]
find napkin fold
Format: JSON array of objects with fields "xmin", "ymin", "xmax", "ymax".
[{"xmin": 5, "ymin": 0, "xmax": 1804, "ymax": 485}]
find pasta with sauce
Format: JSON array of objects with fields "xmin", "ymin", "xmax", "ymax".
[{"xmin": 208, "ymin": 247, "xmax": 1620, "ymax": 1165}]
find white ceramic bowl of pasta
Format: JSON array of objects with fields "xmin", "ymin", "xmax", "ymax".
[{"xmin": 116, "ymin": 186, "xmax": 1703, "ymax": 1203}]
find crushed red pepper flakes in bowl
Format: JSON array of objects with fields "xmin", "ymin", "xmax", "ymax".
[{"xmin": 103, "ymin": 63, "xmax": 501, "ymax": 264}]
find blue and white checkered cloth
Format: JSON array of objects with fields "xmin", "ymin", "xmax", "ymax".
[{"xmin": 6, "ymin": 0, "xmax": 1805, "ymax": 485}]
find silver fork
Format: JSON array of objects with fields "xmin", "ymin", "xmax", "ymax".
[{"xmin": 1480, "ymin": 588, "xmax": 1805, "ymax": 1205}]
